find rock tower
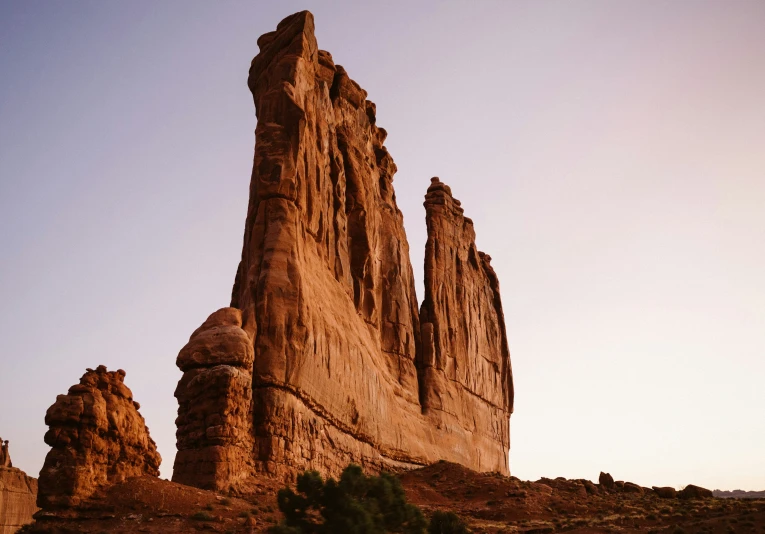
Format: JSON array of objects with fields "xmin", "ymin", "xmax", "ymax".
[
  {"xmin": 38, "ymin": 366, "xmax": 161, "ymax": 508},
  {"xmin": 173, "ymin": 10, "xmax": 513, "ymax": 489}
]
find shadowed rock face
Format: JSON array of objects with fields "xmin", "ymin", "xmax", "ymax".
[
  {"xmin": 173, "ymin": 10, "xmax": 513, "ymax": 488},
  {"xmin": 38, "ymin": 366, "xmax": 161, "ymax": 508}
]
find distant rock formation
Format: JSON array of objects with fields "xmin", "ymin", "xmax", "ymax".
[
  {"xmin": 678, "ymin": 484, "xmax": 714, "ymax": 500},
  {"xmin": 714, "ymin": 488, "xmax": 765, "ymax": 499},
  {"xmin": 0, "ymin": 439, "xmax": 11, "ymax": 468},
  {"xmin": 0, "ymin": 439, "xmax": 37, "ymax": 534},
  {"xmin": 173, "ymin": 10, "xmax": 513, "ymax": 489},
  {"xmin": 37, "ymin": 366, "xmax": 161, "ymax": 508},
  {"xmin": 599, "ymin": 472, "xmax": 615, "ymax": 490},
  {"xmin": 652, "ymin": 486, "xmax": 677, "ymax": 499}
]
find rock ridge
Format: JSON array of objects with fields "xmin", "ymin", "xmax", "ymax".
[{"xmin": 173, "ymin": 10, "xmax": 514, "ymax": 488}]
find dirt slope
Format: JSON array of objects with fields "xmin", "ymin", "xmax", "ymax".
[{"xmin": 24, "ymin": 462, "xmax": 765, "ymax": 533}]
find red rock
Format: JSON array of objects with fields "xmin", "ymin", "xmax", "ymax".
[
  {"xmin": 652, "ymin": 486, "xmax": 677, "ymax": 499},
  {"xmin": 0, "ymin": 464, "xmax": 38, "ymax": 533},
  {"xmin": 622, "ymin": 481, "xmax": 643, "ymax": 494},
  {"xmin": 173, "ymin": 10, "xmax": 513, "ymax": 488},
  {"xmin": 582, "ymin": 480, "xmax": 599, "ymax": 495},
  {"xmin": 599, "ymin": 472, "xmax": 615, "ymax": 490},
  {"xmin": 37, "ymin": 366, "xmax": 161, "ymax": 508},
  {"xmin": 173, "ymin": 308, "xmax": 256, "ymax": 491},
  {"xmin": 678, "ymin": 484, "xmax": 714, "ymax": 500}
]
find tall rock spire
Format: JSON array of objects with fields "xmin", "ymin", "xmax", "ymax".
[{"xmin": 174, "ymin": 11, "xmax": 513, "ymax": 488}]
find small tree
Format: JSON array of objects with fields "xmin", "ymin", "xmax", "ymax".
[
  {"xmin": 428, "ymin": 511, "xmax": 470, "ymax": 534},
  {"xmin": 270, "ymin": 464, "xmax": 427, "ymax": 534}
]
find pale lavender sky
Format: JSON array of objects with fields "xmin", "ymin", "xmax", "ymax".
[{"xmin": 1, "ymin": 1, "xmax": 764, "ymax": 491}]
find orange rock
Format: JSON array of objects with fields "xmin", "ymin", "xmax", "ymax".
[
  {"xmin": 37, "ymin": 366, "xmax": 161, "ymax": 508},
  {"xmin": 173, "ymin": 308, "xmax": 256, "ymax": 490},
  {"xmin": 0, "ymin": 465, "xmax": 38, "ymax": 532},
  {"xmin": 173, "ymin": 10, "xmax": 514, "ymax": 488}
]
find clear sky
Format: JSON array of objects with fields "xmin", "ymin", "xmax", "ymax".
[{"xmin": 1, "ymin": 1, "xmax": 763, "ymax": 491}]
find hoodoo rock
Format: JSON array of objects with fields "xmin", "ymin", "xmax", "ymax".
[
  {"xmin": 37, "ymin": 366, "xmax": 161, "ymax": 508},
  {"xmin": 174, "ymin": 308, "xmax": 256, "ymax": 489},
  {"xmin": 173, "ymin": 10, "xmax": 514, "ymax": 488}
]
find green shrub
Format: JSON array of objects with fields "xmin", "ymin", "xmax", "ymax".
[
  {"xmin": 428, "ymin": 511, "xmax": 469, "ymax": 534},
  {"xmin": 191, "ymin": 510, "xmax": 214, "ymax": 521},
  {"xmin": 269, "ymin": 464, "xmax": 427, "ymax": 533}
]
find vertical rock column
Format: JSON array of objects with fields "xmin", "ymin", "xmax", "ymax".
[
  {"xmin": 173, "ymin": 308, "xmax": 256, "ymax": 491},
  {"xmin": 420, "ymin": 177, "xmax": 514, "ymax": 473},
  {"xmin": 37, "ymin": 366, "xmax": 161, "ymax": 509}
]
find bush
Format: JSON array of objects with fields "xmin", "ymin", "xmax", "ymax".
[
  {"xmin": 191, "ymin": 510, "xmax": 214, "ymax": 521},
  {"xmin": 428, "ymin": 511, "xmax": 469, "ymax": 534},
  {"xmin": 269, "ymin": 464, "xmax": 427, "ymax": 533}
]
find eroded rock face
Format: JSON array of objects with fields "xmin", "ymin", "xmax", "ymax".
[
  {"xmin": 174, "ymin": 10, "xmax": 514, "ymax": 487},
  {"xmin": 173, "ymin": 308, "xmax": 256, "ymax": 490},
  {"xmin": 38, "ymin": 366, "xmax": 161, "ymax": 508},
  {"xmin": 0, "ymin": 466, "xmax": 38, "ymax": 534},
  {"xmin": 420, "ymin": 177, "xmax": 514, "ymax": 471}
]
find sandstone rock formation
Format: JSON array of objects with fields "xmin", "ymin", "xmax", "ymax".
[
  {"xmin": 678, "ymin": 484, "xmax": 713, "ymax": 500},
  {"xmin": 0, "ymin": 464, "xmax": 38, "ymax": 534},
  {"xmin": 37, "ymin": 366, "xmax": 161, "ymax": 508},
  {"xmin": 652, "ymin": 486, "xmax": 677, "ymax": 499},
  {"xmin": 173, "ymin": 10, "xmax": 513, "ymax": 488},
  {"xmin": 622, "ymin": 481, "xmax": 644, "ymax": 494},
  {"xmin": 0, "ymin": 439, "xmax": 11, "ymax": 468},
  {"xmin": 599, "ymin": 472, "xmax": 615, "ymax": 490},
  {"xmin": 174, "ymin": 308, "xmax": 255, "ymax": 489}
]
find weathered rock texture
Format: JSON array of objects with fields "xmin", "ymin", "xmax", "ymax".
[
  {"xmin": 37, "ymin": 366, "xmax": 161, "ymax": 508},
  {"xmin": 173, "ymin": 10, "xmax": 513, "ymax": 488},
  {"xmin": 174, "ymin": 308, "xmax": 256, "ymax": 490},
  {"xmin": 0, "ymin": 467, "xmax": 38, "ymax": 534}
]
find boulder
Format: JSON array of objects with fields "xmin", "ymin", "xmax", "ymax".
[
  {"xmin": 37, "ymin": 366, "xmax": 161, "ymax": 508},
  {"xmin": 582, "ymin": 480, "xmax": 599, "ymax": 495},
  {"xmin": 652, "ymin": 486, "xmax": 677, "ymax": 499},
  {"xmin": 678, "ymin": 484, "xmax": 714, "ymax": 500},
  {"xmin": 622, "ymin": 482, "xmax": 643, "ymax": 494},
  {"xmin": 599, "ymin": 472, "xmax": 615, "ymax": 490}
]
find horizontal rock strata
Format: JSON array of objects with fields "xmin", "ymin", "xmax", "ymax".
[
  {"xmin": 0, "ymin": 466, "xmax": 38, "ymax": 534},
  {"xmin": 174, "ymin": 10, "xmax": 514, "ymax": 488},
  {"xmin": 38, "ymin": 366, "xmax": 161, "ymax": 508}
]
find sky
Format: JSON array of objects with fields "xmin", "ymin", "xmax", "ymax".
[{"xmin": 1, "ymin": 0, "xmax": 764, "ymax": 491}]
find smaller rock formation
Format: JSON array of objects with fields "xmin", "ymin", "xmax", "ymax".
[
  {"xmin": 653, "ymin": 486, "xmax": 677, "ymax": 499},
  {"xmin": 622, "ymin": 481, "xmax": 643, "ymax": 494},
  {"xmin": 678, "ymin": 484, "xmax": 713, "ymax": 500},
  {"xmin": 0, "ymin": 440, "xmax": 38, "ymax": 534},
  {"xmin": 599, "ymin": 471, "xmax": 615, "ymax": 490},
  {"xmin": 0, "ymin": 439, "xmax": 11, "ymax": 468},
  {"xmin": 581, "ymin": 479, "xmax": 599, "ymax": 495},
  {"xmin": 37, "ymin": 366, "xmax": 161, "ymax": 508},
  {"xmin": 173, "ymin": 308, "xmax": 255, "ymax": 491}
]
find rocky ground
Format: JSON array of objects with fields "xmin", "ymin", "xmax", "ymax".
[{"xmin": 21, "ymin": 461, "xmax": 765, "ymax": 533}]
